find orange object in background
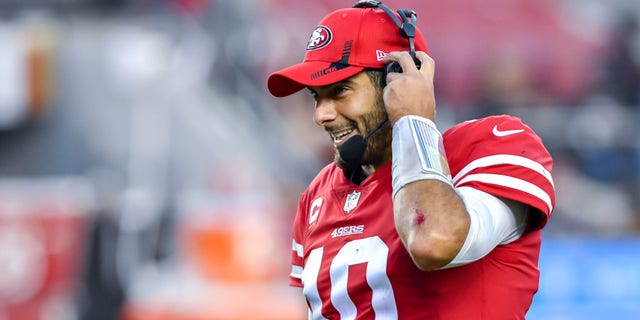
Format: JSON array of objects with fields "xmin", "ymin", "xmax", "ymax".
[
  {"xmin": 122, "ymin": 193, "xmax": 307, "ymax": 320},
  {"xmin": 178, "ymin": 202, "xmax": 286, "ymax": 283},
  {"xmin": 0, "ymin": 18, "xmax": 54, "ymax": 131},
  {"xmin": 25, "ymin": 21, "xmax": 54, "ymax": 119}
]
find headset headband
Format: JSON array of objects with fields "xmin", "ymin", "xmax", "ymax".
[{"xmin": 352, "ymin": 0, "xmax": 418, "ymax": 61}]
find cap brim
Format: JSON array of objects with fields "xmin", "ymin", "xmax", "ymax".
[{"xmin": 267, "ymin": 61, "xmax": 365, "ymax": 97}]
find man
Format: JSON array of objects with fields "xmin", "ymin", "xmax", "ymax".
[{"xmin": 267, "ymin": 1, "xmax": 555, "ymax": 319}]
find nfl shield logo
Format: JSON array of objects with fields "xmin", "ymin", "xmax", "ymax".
[{"xmin": 343, "ymin": 190, "xmax": 361, "ymax": 213}]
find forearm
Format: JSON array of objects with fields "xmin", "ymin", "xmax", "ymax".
[
  {"xmin": 391, "ymin": 115, "xmax": 470, "ymax": 271},
  {"xmin": 394, "ymin": 180, "xmax": 470, "ymax": 271}
]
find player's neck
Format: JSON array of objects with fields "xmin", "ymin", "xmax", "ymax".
[
  {"xmin": 362, "ymin": 164, "xmax": 376, "ymax": 176},
  {"xmin": 362, "ymin": 155, "xmax": 391, "ymax": 176}
]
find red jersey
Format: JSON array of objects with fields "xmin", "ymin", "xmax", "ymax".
[{"xmin": 290, "ymin": 115, "xmax": 555, "ymax": 319}]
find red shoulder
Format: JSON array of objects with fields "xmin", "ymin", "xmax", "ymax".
[{"xmin": 443, "ymin": 115, "xmax": 555, "ymax": 230}]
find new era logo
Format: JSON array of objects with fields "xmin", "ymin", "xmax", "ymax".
[{"xmin": 376, "ymin": 50, "xmax": 388, "ymax": 61}]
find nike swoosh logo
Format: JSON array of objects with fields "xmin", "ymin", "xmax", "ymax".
[{"xmin": 492, "ymin": 125, "xmax": 524, "ymax": 137}]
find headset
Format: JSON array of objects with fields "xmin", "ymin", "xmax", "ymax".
[{"xmin": 352, "ymin": 0, "xmax": 421, "ymax": 82}]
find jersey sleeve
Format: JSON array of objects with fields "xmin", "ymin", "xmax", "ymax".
[
  {"xmin": 443, "ymin": 115, "xmax": 555, "ymax": 230},
  {"xmin": 290, "ymin": 193, "xmax": 307, "ymax": 287}
]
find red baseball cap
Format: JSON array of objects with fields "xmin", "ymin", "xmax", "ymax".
[{"xmin": 267, "ymin": 5, "xmax": 428, "ymax": 97}]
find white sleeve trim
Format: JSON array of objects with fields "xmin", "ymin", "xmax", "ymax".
[
  {"xmin": 292, "ymin": 239, "xmax": 304, "ymax": 257},
  {"xmin": 442, "ymin": 186, "xmax": 528, "ymax": 269},
  {"xmin": 452, "ymin": 154, "xmax": 554, "ymax": 189},
  {"xmin": 291, "ymin": 265, "xmax": 303, "ymax": 279},
  {"xmin": 457, "ymin": 173, "xmax": 553, "ymax": 214}
]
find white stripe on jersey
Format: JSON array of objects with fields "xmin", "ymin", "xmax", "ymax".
[
  {"xmin": 452, "ymin": 154, "xmax": 555, "ymax": 190},
  {"xmin": 293, "ymin": 239, "xmax": 304, "ymax": 257},
  {"xmin": 457, "ymin": 173, "xmax": 553, "ymax": 213},
  {"xmin": 291, "ymin": 265, "xmax": 303, "ymax": 279}
]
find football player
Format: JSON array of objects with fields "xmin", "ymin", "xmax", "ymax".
[{"xmin": 267, "ymin": 1, "xmax": 555, "ymax": 319}]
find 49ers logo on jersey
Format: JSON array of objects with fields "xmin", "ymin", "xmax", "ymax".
[
  {"xmin": 331, "ymin": 225, "xmax": 364, "ymax": 238},
  {"xmin": 307, "ymin": 26, "xmax": 332, "ymax": 50}
]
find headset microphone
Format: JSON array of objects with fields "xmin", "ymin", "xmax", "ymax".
[{"xmin": 338, "ymin": 117, "xmax": 389, "ymax": 168}]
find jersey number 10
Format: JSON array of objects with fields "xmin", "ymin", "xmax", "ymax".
[{"xmin": 301, "ymin": 236, "xmax": 398, "ymax": 319}]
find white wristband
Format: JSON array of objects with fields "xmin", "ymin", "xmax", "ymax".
[{"xmin": 391, "ymin": 115, "xmax": 452, "ymax": 199}]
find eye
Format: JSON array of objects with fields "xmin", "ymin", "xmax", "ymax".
[{"xmin": 333, "ymin": 86, "xmax": 348, "ymax": 97}]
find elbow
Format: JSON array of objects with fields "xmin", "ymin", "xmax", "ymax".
[{"xmin": 406, "ymin": 233, "xmax": 465, "ymax": 271}]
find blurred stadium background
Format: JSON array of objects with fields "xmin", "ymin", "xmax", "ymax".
[{"xmin": 0, "ymin": 0, "xmax": 638, "ymax": 319}]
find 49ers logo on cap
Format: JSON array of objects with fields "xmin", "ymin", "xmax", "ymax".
[{"xmin": 307, "ymin": 26, "xmax": 332, "ymax": 50}]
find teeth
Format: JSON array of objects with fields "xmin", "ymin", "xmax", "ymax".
[{"xmin": 331, "ymin": 128, "xmax": 354, "ymax": 141}]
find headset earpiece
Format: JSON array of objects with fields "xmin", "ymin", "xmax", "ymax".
[
  {"xmin": 353, "ymin": 1, "xmax": 421, "ymax": 86},
  {"xmin": 382, "ymin": 7, "xmax": 421, "ymax": 88}
]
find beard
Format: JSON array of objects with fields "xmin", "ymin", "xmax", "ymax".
[{"xmin": 334, "ymin": 96, "xmax": 392, "ymax": 169}]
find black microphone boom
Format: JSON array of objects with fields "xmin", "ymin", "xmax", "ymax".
[{"xmin": 338, "ymin": 117, "xmax": 389, "ymax": 168}]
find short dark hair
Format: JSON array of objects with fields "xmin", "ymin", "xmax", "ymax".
[{"xmin": 364, "ymin": 69, "xmax": 384, "ymax": 90}]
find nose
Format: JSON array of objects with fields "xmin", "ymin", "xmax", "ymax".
[{"xmin": 313, "ymin": 99, "xmax": 338, "ymax": 126}]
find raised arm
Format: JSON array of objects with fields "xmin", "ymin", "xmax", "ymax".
[{"xmin": 382, "ymin": 51, "xmax": 471, "ymax": 271}]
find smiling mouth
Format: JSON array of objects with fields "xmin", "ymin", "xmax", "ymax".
[{"xmin": 330, "ymin": 128, "xmax": 359, "ymax": 145}]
